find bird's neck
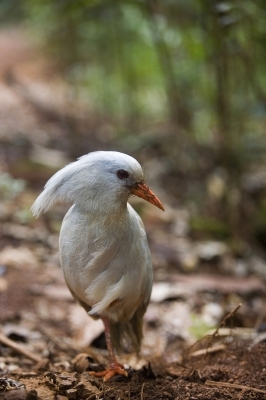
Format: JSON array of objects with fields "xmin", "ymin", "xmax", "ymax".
[{"xmin": 75, "ymin": 194, "xmax": 129, "ymax": 220}]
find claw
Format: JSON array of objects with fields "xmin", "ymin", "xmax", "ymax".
[{"xmin": 89, "ymin": 363, "xmax": 128, "ymax": 381}]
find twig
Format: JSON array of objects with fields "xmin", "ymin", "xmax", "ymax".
[
  {"xmin": 39, "ymin": 325, "xmax": 108, "ymax": 366},
  {"xmin": 140, "ymin": 383, "xmax": 145, "ymax": 400},
  {"xmin": 189, "ymin": 344, "xmax": 226, "ymax": 358},
  {"xmin": 205, "ymin": 380, "xmax": 266, "ymax": 395},
  {"xmin": 206, "ymin": 327, "xmax": 255, "ymax": 339},
  {"xmin": 211, "ymin": 303, "xmax": 242, "ymax": 339},
  {"xmin": 0, "ymin": 332, "xmax": 42, "ymax": 363},
  {"xmin": 186, "ymin": 303, "xmax": 242, "ymax": 359}
]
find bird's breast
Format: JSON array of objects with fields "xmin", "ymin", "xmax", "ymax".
[{"xmin": 59, "ymin": 204, "xmax": 153, "ymax": 321}]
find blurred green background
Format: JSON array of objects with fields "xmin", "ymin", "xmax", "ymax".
[{"xmin": 1, "ymin": 0, "xmax": 266, "ymax": 247}]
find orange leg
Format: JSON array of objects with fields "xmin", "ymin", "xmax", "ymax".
[{"xmin": 89, "ymin": 316, "xmax": 128, "ymax": 381}]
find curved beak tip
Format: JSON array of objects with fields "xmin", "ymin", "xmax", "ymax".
[{"xmin": 131, "ymin": 183, "xmax": 164, "ymax": 211}]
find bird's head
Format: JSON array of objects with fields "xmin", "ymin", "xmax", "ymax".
[
  {"xmin": 32, "ymin": 151, "xmax": 164, "ymax": 217},
  {"xmin": 78, "ymin": 151, "xmax": 164, "ymax": 212}
]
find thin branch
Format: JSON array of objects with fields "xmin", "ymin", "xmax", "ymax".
[
  {"xmin": 140, "ymin": 383, "xmax": 145, "ymax": 400},
  {"xmin": 211, "ymin": 303, "xmax": 242, "ymax": 339},
  {"xmin": 205, "ymin": 380, "xmax": 266, "ymax": 395},
  {"xmin": 189, "ymin": 344, "xmax": 226, "ymax": 358},
  {"xmin": 0, "ymin": 332, "xmax": 42, "ymax": 363},
  {"xmin": 186, "ymin": 303, "xmax": 242, "ymax": 358}
]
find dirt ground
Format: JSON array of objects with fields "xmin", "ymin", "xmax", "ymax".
[
  {"xmin": 1, "ymin": 322, "xmax": 266, "ymax": 400},
  {"xmin": 0, "ymin": 263, "xmax": 265, "ymax": 400},
  {"xmin": 0, "ymin": 28, "xmax": 266, "ymax": 400}
]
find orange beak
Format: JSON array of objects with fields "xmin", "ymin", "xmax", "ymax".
[{"xmin": 130, "ymin": 183, "xmax": 164, "ymax": 211}]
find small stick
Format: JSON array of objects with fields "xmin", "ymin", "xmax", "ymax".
[
  {"xmin": 205, "ymin": 380, "xmax": 266, "ymax": 395},
  {"xmin": 189, "ymin": 344, "xmax": 226, "ymax": 358},
  {"xmin": 186, "ymin": 303, "xmax": 242, "ymax": 358},
  {"xmin": 0, "ymin": 332, "xmax": 42, "ymax": 363},
  {"xmin": 210, "ymin": 303, "xmax": 242, "ymax": 339},
  {"xmin": 140, "ymin": 383, "xmax": 145, "ymax": 400}
]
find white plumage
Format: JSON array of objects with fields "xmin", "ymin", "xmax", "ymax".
[{"xmin": 32, "ymin": 151, "xmax": 164, "ymax": 380}]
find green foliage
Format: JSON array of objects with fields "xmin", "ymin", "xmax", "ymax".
[
  {"xmin": 16, "ymin": 0, "xmax": 265, "ymax": 147},
  {"xmin": 22, "ymin": 1, "xmax": 167, "ymax": 122}
]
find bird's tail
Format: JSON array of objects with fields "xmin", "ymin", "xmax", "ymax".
[{"xmin": 109, "ymin": 307, "xmax": 144, "ymax": 355}]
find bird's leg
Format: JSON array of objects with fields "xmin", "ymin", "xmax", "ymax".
[{"xmin": 89, "ymin": 315, "xmax": 128, "ymax": 381}]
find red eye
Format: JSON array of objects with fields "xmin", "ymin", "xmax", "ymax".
[{"xmin": 117, "ymin": 169, "xmax": 129, "ymax": 179}]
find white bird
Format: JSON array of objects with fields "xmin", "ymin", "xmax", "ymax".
[{"xmin": 32, "ymin": 151, "xmax": 164, "ymax": 380}]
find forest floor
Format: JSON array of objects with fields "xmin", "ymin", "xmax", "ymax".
[
  {"xmin": 0, "ymin": 27, "xmax": 266, "ymax": 400},
  {"xmin": 1, "ymin": 210, "xmax": 266, "ymax": 400},
  {"xmin": 0, "ymin": 248, "xmax": 265, "ymax": 400}
]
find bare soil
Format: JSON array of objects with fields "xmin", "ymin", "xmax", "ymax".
[
  {"xmin": 1, "ymin": 338, "xmax": 266, "ymax": 399},
  {"xmin": 0, "ymin": 229, "xmax": 265, "ymax": 400}
]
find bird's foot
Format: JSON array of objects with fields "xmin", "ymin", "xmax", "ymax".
[{"xmin": 89, "ymin": 362, "xmax": 128, "ymax": 381}]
